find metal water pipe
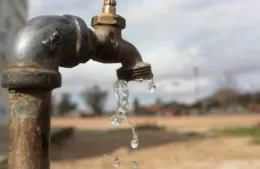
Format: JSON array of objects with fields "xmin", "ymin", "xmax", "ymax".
[{"xmin": 1, "ymin": 1, "xmax": 153, "ymax": 169}]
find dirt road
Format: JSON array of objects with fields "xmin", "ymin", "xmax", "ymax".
[
  {"xmin": 50, "ymin": 115, "xmax": 260, "ymax": 169},
  {"xmin": 50, "ymin": 134, "xmax": 260, "ymax": 169}
]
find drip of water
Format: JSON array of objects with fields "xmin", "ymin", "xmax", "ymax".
[
  {"xmin": 132, "ymin": 161, "xmax": 138, "ymax": 168},
  {"xmin": 148, "ymin": 78, "xmax": 156, "ymax": 93},
  {"xmin": 110, "ymin": 78, "xmax": 156, "ymax": 168},
  {"xmin": 113, "ymin": 156, "xmax": 120, "ymax": 168},
  {"xmin": 135, "ymin": 78, "xmax": 143, "ymax": 82},
  {"xmin": 110, "ymin": 114, "xmax": 121, "ymax": 127},
  {"xmin": 131, "ymin": 133, "xmax": 139, "ymax": 148}
]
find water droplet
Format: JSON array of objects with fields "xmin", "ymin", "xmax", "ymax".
[
  {"xmin": 148, "ymin": 85, "xmax": 156, "ymax": 93},
  {"xmin": 132, "ymin": 161, "xmax": 138, "ymax": 168},
  {"xmin": 123, "ymin": 94, "xmax": 129, "ymax": 99},
  {"xmin": 123, "ymin": 86, "xmax": 128, "ymax": 91},
  {"xmin": 114, "ymin": 91, "xmax": 120, "ymax": 101},
  {"xmin": 113, "ymin": 157, "xmax": 120, "ymax": 168},
  {"xmin": 148, "ymin": 78, "xmax": 156, "ymax": 93},
  {"xmin": 110, "ymin": 115, "xmax": 121, "ymax": 127},
  {"xmin": 119, "ymin": 113, "xmax": 126, "ymax": 120},
  {"xmin": 118, "ymin": 107, "xmax": 127, "ymax": 114},
  {"xmin": 120, "ymin": 82, "xmax": 129, "ymax": 96},
  {"xmin": 114, "ymin": 83, "xmax": 120, "ymax": 104},
  {"xmin": 131, "ymin": 138, "xmax": 139, "ymax": 148},
  {"xmin": 135, "ymin": 78, "xmax": 143, "ymax": 82},
  {"xmin": 122, "ymin": 102, "xmax": 128, "ymax": 109},
  {"xmin": 112, "ymin": 78, "xmax": 151, "ymax": 167},
  {"xmin": 122, "ymin": 94, "xmax": 128, "ymax": 100}
]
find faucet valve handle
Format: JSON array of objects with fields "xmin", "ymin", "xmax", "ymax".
[
  {"xmin": 102, "ymin": 0, "xmax": 117, "ymax": 14},
  {"xmin": 103, "ymin": 0, "xmax": 116, "ymax": 6},
  {"xmin": 92, "ymin": 0, "xmax": 125, "ymax": 28}
]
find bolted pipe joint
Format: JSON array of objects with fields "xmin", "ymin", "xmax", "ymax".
[{"xmin": 1, "ymin": 15, "xmax": 96, "ymax": 90}]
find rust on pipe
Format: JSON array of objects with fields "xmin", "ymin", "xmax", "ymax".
[{"xmin": 8, "ymin": 89, "xmax": 51, "ymax": 169}]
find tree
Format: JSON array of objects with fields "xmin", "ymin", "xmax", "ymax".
[
  {"xmin": 133, "ymin": 97, "xmax": 141, "ymax": 115},
  {"xmin": 213, "ymin": 88, "xmax": 239, "ymax": 108},
  {"xmin": 155, "ymin": 97, "xmax": 162, "ymax": 105},
  {"xmin": 81, "ymin": 85, "xmax": 108, "ymax": 115},
  {"xmin": 57, "ymin": 93, "xmax": 77, "ymax": 116}
]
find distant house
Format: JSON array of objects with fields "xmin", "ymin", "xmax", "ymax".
[
  {"xmin": 161, "ymin": 102, "xmax": 182, "ymax": 116},
  {"xmin": 248, "ymin": 104, "xmax": 260, "ymax": 112},
  {"xmin": 140, "ymin": 104, "xmax": 161, "ymax": 116},
  {"xmin": 138, "ymin": 103, "xmax": 181, "ymax": 116},
  {"xmin": 188, "ymin": 108, "xmax": 202, "ymax": 115},
  {"xmin": 160, "ymin": 107, "xmax": 180, "ymax": 116}
]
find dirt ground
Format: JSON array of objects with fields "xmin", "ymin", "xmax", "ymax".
[
  {"xmin": 51, "ymin": 114, "xmax": 260, "ymax": 129},
  {"xmin": 50, "ymin": 114, "xmax": 260, "ymax": 169}
]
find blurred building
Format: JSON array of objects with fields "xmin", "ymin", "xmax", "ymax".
[{"xmin": 0, "ymin": 0, "xmax": 28, "ymax": 123}]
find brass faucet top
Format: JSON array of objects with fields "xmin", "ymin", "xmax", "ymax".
[
  {"xmin": 101, "ymin": 0, "xmax": 117, "ymax": 15},
  {"xmin": 91, "ymin": 0, "xmax": 125, "ymax": 28},
  {"xmin": 103, "ymin": 0, "xmax": 116, "ymax": 6}
]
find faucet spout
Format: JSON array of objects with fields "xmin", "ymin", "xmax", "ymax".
[
  {"xmin": 91, "ymin": 0, "xmax": 153, "ymax": 81},
  {"xmin": 115, "ymin": 39, "xmax": 153, "ymax": 81}
]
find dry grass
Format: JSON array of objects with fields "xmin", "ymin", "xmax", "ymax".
[
  {"xmin": 51, "ymin": 114, "xmax": 260, "ymax": 130},
  {"xmin": 50, "ymin": 114, "xmax": 260, "ymax": 169}
]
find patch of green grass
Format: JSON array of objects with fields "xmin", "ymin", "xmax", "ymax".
[
  {"xmin": 185, "ymin": 131, "xmax": 202, "ymax": 137},
  {"xmin": 115, "ymin": 123, "xmax": 165, "ymax": 132},
  {"xmin": 0, "ymin": 159, "xmax": 7, "ymax": 169},
  {"xmin": 0, "ymin": 165, "xmax": 7, "ymax": 169},
  {"xmin": 252, "ymin": 136, "xmax": 260, "ymax": 145},
  {"xmin": 216, "ymin": 126, "xmax": 260, "ymax": 137},
  {"xmin": 51, "ymin": 127, "xmax": 74, "ymax": 145},
  {"xmin": 215, "ymin": 125, "xmax": 260, "ymax": 146},
  {"xmin": 135, "ymin": 123, "xmax": 165, "ymax": 131}
]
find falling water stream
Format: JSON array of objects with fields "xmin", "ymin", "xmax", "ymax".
[{"xmin": 110, "ymin": 78, "xmax": 156, "ymax": 168}]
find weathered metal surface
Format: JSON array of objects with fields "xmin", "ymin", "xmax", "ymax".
[
  {"xmin": 0, "ymin": 127, "xmax": 74, "ymax": 166},
  {"xmin": 3, "ymin": 14, "xmax": 94, "ymax": 70},
  {"xmin": 1, "ymin": 69, "xmax": 61, "ymax": 90},
  {"xmin": 8, "ymin": 89, "xmax": 51, "ymax": 169},
  {"xmin": 91, "ymin": 14, "xmax": 126, "ymax": 29},
  {"xmin": 1, "ymin": 15, "xmax": 98, "ymax": 90},
  {"xmin": 0, "ymin": 126, "xmax": 9, "ymax": 165},
  {"xmin": 117, "ymin": 64, "xmax": 153, "ymax": 81}
]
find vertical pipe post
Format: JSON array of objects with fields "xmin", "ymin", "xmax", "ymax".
[
  {"xmin": 8, "ymin": 89, "xmax": 51, "ymax": 169},
  {"xmin": 1, "ymin": 14, "xmax": 95, "ymax": 169}
]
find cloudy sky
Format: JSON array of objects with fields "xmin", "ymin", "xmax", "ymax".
[{"xmin": 29, "ymin": 0, "xmax": 260, "ymax": 111}]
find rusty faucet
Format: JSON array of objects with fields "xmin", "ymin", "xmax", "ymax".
[{"xmin": 1, "ymin": 0, "xmax": 153, "ymax": 169}]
